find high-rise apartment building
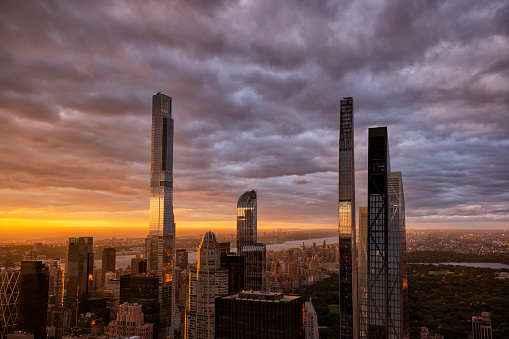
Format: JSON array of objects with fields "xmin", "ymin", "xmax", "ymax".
[
  {"xmin": 146, "ymin": 92, "xmax": 175, "ymax": 338},
  {"xmin": 215, "ymin": 291, "xmax": 305, "ymax": 339},
  {"xmin": 47, "ymin": 260, "xmax": 65, "ymax": 306},
  {"xmin": 357, "ymin": 206, "xmax": 368, "ymax": 337},
  {"xmin": 237, "ymin": 190, "xmax": 257, "ymax": 253},
  {"xmin": 0, "ymin": 268, "xmax": 20, "ymax": 337},
  {"xmin": 65, "ymin": 237, "xmax": 93, "ymax": 316},
  {"xmin": 185, "ymin": 232, "xmax": 228, "ymax": 339},
  {"xmin": 305, "ymin": 300, "xmax": 319, "ymax": 339},
  {"xmin": 338, "ymin": 96, "xmax": 356, "ymax": 338},
  {"xmin": 472, "ymin": 312, "xmax": 492, "ymax": 339},
  {"xmin": 360, "ymin": 127, "xmax": 409, "ymax": 339},
  {"xmin": 18, "ymin": 261, "xmax": 49, "ymax": 339},
  {"xmin": 101, "ymin": 247, "xmax": 116, "ymax": 288}
]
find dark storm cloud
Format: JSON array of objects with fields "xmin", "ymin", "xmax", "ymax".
[{"xmin": 0, "ymin": 0, "xmax": 508, "ymax": 228}]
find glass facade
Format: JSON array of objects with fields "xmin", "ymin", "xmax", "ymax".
[
  {"xmin": 339, "ymin": 97, "xmax": 356, "ymax": 338},
  {"xmin": 65, "ymin": 236, "xmax": 93, "ymax": 317},
  {"xmin": 0, "ymin": 269, "xmax": 20, "ymax": 337},
  {"xmin": 215, "ymin": 292, "xmax": 305, "ymax": 339},
  {"xmin": 237, "ymin": 190, "xmax": 257, "ymax": 253},
  {"xmin": 146, "ymin": 92, "xmax": 175, "ymax": 338},
  {"xmin": 358, "ymin": 206, "xmax": 369, "ymax": 338},
  {"xmin": 120, "ymin": 275, "xmax": 160, "ymax": 339},
  {"xmin": 243, "ymin": 244, "xmax": 266, "ymax": 291},
  {"xmin": 18, "ymin": 261, "xmax": 49, "ymax": 339},
  {"xmin": 362, "ymin": 127, "xmax": 409, "ymax": 339}
]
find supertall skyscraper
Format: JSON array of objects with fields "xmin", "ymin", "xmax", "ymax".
[
  {"xmin": 338, "ymin": 97, "xmax": 356, "ymax": 338},
  {"xmin": 361, "ymin": 127, "xmax": 409, "ymax": 339},
  {"xmin": 146, "ymin": 92, "xmax": 175, "ymax": 339},
  {"xmin": 237, "ymin": 190, "xmax": 257, "ymax": 253}
]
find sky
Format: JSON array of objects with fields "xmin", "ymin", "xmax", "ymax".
[{"xmin": 1, "ymin": 1, "xmax": 508, "ymax": 241}]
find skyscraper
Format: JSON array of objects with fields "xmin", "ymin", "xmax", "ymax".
[
  {"xmin": 361, "ymin": 127, "xmax": 409, "ymax": 339},
  {"xmin": 243, "ymin": 244, "xmax": 266, "ymax": 291},
  {"xmin": 215, "ymin": 291, "xmax": 305, "ymax": 339},
  {"xmin": 237, "ymin": 190, "xmax": 257, "ymax": 253},
  {"xmin": 338, "ymin": 97, "xmax": 356, "ymax": 338},
  {"xmin": 146, "ymin": 92, "xmax": 175, "ymax": 338},
  {"xmin": 65, "ymin": 237, "xmax": 93, "ymax": 317},
  {"xmin": 0, "ymin": 268, "xmax": 20, "ymax": 337},
  {"xmin": 120, "ymin": 275, "xmax": 160, "ymax": 338},
  {"xmin": 18, "ymin": 261, "xmax": 49, "ymax": 339},
  {"xmin": 185, "ymin": 232, "xmax": 228, "ymax": 339},
  {"xmin": 357, "ymin": 207, "xmax": 369, "ymax": 338},
  {"xmin": 101, "ymin": 247, "xmax": 116, "ymax": 288},
  {"xmin": 47, "ymin": 259, "xmax": 65, "ymax": 306}
]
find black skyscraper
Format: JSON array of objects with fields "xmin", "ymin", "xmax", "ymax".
[
  {"xmin": 18, "ymin": 261, "xmax": 49, "ymax": 339},
  {"xmin": 215, "ymin": 291, "xmax": 305, "ymax": 339},
  {"xmin": 360, "ymin": 127, "xmax": 409, "ymax": 339},
  {"xmin": 338, "ymin": 97, "xmax": 356, "ymax": 338}
]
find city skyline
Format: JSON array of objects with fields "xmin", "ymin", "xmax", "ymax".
[{"xmin": 1, "ymin": 1, "xmax": 509, "ymax": 240}]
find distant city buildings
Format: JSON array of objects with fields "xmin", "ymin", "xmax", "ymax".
[{"xmin": 472, "ymin": 312, "xmax": 492, "ymax": 339}]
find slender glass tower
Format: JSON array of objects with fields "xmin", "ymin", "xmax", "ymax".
[
  {"xmin": 237, "ymin": 190, "xmax": 257, "ymax": 253},
  {"xmin": 358, "ymin": 206, "xmax": 369, "ymax": 338},
  {"xmin": 146, "ymin": 92, "xmax": 175, "ymax": 339},
  {"xmin": 362, "ymin": 127, "xmax": 409, "ymax": 339},
  {"xmin": 338, "ymin": 97, "xmax": 356, "ymax": 338}
]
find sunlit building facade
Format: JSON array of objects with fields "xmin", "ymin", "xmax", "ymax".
[
  {"xmin": 472, "ymin": 312, "xmax": 492, "ymax": 339},
  {"xmin": 146, "ymin": 92, "xmax": 175, "ymax": 338},
  {"xmin": 338, "ymin": 97, "xmax": 356, "ymax": 338},
  {"xmin": 185, "ymin": 232, "xmax": 228, "ymax": 339},
  {"xmin": 237, "ymin": 190, "xmax": 257, "ymax": 253},
  {"xmin": 0, "ymin": 269, "xmax": 20, "ymax": 337},
  {"xmin": 47, "ymin": 260, "xmax": 65, "ymax": 306},
  {"xmin": 361, "ymin": 127, "xmax": 409, "ymax": 339}
]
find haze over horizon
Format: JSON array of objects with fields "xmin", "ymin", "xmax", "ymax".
[{"xmin": 1, "ymin": 1, "xmax": 508, "ymax": 240}]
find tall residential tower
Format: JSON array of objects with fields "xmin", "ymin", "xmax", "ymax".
[
  {"xmin": 237, "ymin": 190, "xmax": 257, "ymax": 253},
  {"xmin": 146, "ymin": 92, "xmax": 175, "ymax": 339},
  {"xmin": 361, "ymin": 127, "xmax": 409, "ymax": 339},
  {"xmin": 338, "ymin": 97, "xmax": 356, "ymax": 338}
]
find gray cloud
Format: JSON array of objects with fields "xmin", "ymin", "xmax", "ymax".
[{"xmin": 0, "ymin": 0, "xmax": 508, "ymax": 231}]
